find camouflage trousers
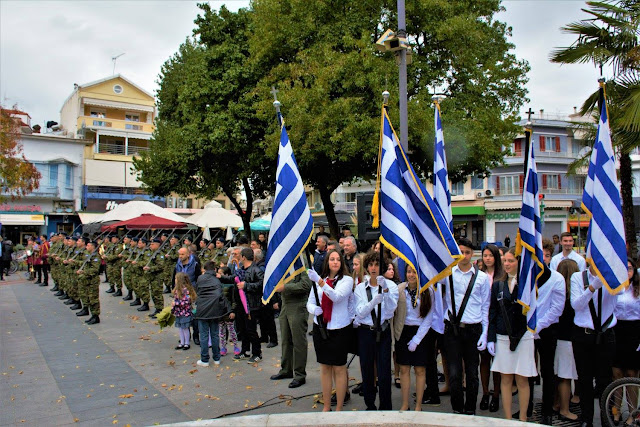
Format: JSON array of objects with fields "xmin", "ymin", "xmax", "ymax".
[
  {"xmin": 107, "ymin": 264, "xmax": 123, "ymax": 291},
  {"xmin": 85, "ymin": 279, "xmax": 100, "ymax": 315}
]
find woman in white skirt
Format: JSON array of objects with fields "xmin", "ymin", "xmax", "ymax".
[
  {"xmin": 487, "ymin": 247, "xmax": 537, "ymax": 422},
  {"xmin": 553, "ymin": 259, "xmax": 580, "ymax": 422}
]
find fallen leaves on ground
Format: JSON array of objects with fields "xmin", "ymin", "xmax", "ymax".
[
  {"xmin": 119, "ymin": 394, "xmax": 134, "ymax": 398},
  {"xmin": 188, "ymin": 369, "xmax": 197, "ymax": 375}
]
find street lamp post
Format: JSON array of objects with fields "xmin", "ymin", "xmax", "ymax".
[{"xmin": 397, "ymin": 0, "xmax": 408, "ymax": 153}]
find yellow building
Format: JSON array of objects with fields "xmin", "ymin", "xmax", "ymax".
[{"xmin": 60, "ymin": 74, "xmax": 164, "ymax": 215}]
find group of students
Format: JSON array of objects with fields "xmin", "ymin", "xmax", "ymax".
[{"xmin": 305, "ymin": 232, "xmax": 639, "ymax": 427}]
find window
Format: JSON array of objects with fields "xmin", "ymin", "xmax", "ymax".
[
  {"xmin": 539, "ymin": 135, "xmax": 561, "ymax": 152},
  {"xmin": 496, "ymin": 175, "xmax": 523, "ymax": 195},
  {"xmin": 90, "ymin": 110, "xmax": 105, "ymax": 118},
  {"xmin": 471, "ymin": 176, "xmax": 484, "ymax": 190},
  {"xmin": 542, "ymin": 174, "xmax": 561, "ymax": 190},
  {"xmin": 49, "ymin": 164, "xmax": 58, "ymax": 187},
  {"xmin": 125, "ymin": 114, "xmax": 140, "ymax": 122},
  {"xmin": 450, "ymin": 181, "xmax": 464, "ymax": 196},
  {"xmin": 513, "ymin": 139, "xmax": 522, "ymax": 156},
  {"xmin": 113, "ymin": 84, "xmax": 123, "ymax": 94},
  {"xmin": 65, "ymin": 165, "xmax": 72, "ymax": 187}
]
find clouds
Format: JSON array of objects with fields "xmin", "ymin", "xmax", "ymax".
[{"xmin": 1, "ymin": 0, "xmax": 605, "ymax": 129}]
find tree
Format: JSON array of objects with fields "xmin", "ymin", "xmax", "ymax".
[
  {"xmin": 0, "ymin": 109, "xmax": 41, "ymax": 203},
  {"xmin": 551, "ymin": 0, "xmax": 640, "ymax": 258},
  {"xmin": 250, "ymin": 0, "xmax": 529, "ymax": 237},
  {"xmin": 133, "ymin": 5, "xmax": 274, "ymax": 235}
]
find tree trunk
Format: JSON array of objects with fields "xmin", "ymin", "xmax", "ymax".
[
  {"xmin": 619, "ymin": 152, "xmax": 637, "ymax": 258},
  {"xmin": 222, "ymin": 185, "xmax": 252, "ymax": 238},
  {"xmin": 318, "ymin": 186, "xmax": 340, "ymax": 239}
]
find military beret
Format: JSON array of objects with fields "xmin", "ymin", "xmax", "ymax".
[
  {"xmin": 87, "ymin": 241, "xmax": 98, "ymax": 247},
  {"xmin": 140, "ymin": 238, "xmax": 148, "ymax": 244},
  {"xmin": 152, "ymin": 238, "xmax": 162, "ymax": 244},
  {"xmin": 58, "ymin": 232, "xmax": 68, "ymax": 237},
  {"xmin": 216, "ymin": 237, "xmax": 225, "ymax": 244},
  {"xmin": 71, "ymin": 236, "xmax": 79, "ymax": 242},
  {"xmin": 161, "ymin": 232, "xmax": 169, "ymax": 238},
  {"xmin": 132, "ymin": 237, "xmax": 140, "ymax": 242},
  {"xmin": 202, "ymin": 239, "xmax": 210, "ymax": 245}
]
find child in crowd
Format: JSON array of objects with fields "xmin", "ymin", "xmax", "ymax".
[
  {"xmin": 172, "ymin": 272, "xmax": 197, "ymax": 350},
  {"xmin": 218, "ymin": 266, "xmax": 240, "ymax": 356}
]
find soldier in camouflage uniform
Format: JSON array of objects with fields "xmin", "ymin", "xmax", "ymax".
[
  {"xmin": 55, "ymin": 236, "xmax": 73, "ymax": 298},
  {"xmin": 61, "ymin": 236, "xmax": 81, "ymax": 306},
  {"xmin": 70, "ymin": 237, "xmax": 88, "ymax": 311},
  {"xmin": 129, "ymin": 238, "xmax": 149, "ymax": 310},
  {"xmin": 163, "ymin": 235, "xmax": 180, "ymax": 293},
  {"xmin": 142, "ymin": 238, "xmax": 166, "ymax": 318},
  {"xmin": 105, "ymin": 235, "xmax": 124, "ymax": 296},
  {"xmin": 48, "ymin": 233, "xmax": 64, "ymax": 293},
  {"xmin": 77, "ymin": 240, "xmax": 102, "ymax": 324},
  {"xmin": 121, "ymin": 236, "xmax": 137, "ymax": 302},
  {"xmin": 211, "ymin": 238, "xmax": 229, "ymax": 267},
  {"xmin": 104, "ymin": 234, "xmax": 116, "ymax": 294},
  {"xmin": 198, "ymin": 239, "xmax": 212, "ymax": 264}
]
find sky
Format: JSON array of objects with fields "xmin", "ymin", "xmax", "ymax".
[{"xmin": 0, "ymin": 0, "xmax": 607, "ymax": 129}]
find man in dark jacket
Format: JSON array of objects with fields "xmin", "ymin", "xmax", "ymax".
[
  {"xmin": 195, "ymin": 261, "xmax": 231, "ymax": 367},
  {"xmin": 0, "ymin": 238, "xmax": 12, "ymax": 280},
  {"xmin": 313, "ymin": 235, "xmax": 328, "ymax": 272},
  {"xmin": 221, "ymin": 247, "xmax": 264, "ymax": 363},
  {"xmin": 176, "ymin": 247, "xmax": 203, "ymax": 345}
]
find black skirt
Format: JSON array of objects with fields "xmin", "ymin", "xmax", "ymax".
[
  {"xmin": 395, "ymin": 325, "xmax": 428, "ymax": 366},
  {"xmin": 613, "ymin": 320, "xmax": 640, "ymax": 370},
  {"xmin": 313, "ymin": 323, "xmax": 350, "ymax": 366}
]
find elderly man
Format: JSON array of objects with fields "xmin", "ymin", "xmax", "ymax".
[
  {"xmin": 342, "ymin": 236, "xmax": 358, "ymax": 273},
  {"xmin": 313, "ymin": 235, "xmax": 328, "ymax": 272}
]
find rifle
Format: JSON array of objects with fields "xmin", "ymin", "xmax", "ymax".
[
  {"xmin": 145, "ymin": 228, "xmax": 177, "ymax": 268},
  {"xmin": 126, "ymin": 226, "xmax": 152, "ymax": 262},
  {"xmin": 132, "ymin": 228, "xmax": 162, "ymax": 265},
  {"xmin": 77, "ymin": 247, "xmax": 98, "ymax": 273},
  {"xmin": 103, "ymin": 227, "xmax": 134, "ymax": 256}
]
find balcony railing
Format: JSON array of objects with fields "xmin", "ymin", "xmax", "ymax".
[
  {"xmin": 98, "ymin": 143, "xmax": 126, "ymax": 155},
  {"xmin": 79, "ymin": 116, "xmax": 154, "ymax": 133},
  {"xmin": 493, "ymin": 187, "xmax": 583, "ymax": 196},
  {"xmin": 509, "ymin": 150, "xmax": 576, "ymax": 158},
  {"xmin": 127, "ymin": 145, "xmax": 149, "ymax": 156}
]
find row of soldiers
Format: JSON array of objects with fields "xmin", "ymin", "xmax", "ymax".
[{"xmin": 45, "ymin": 230, "xmax": 231, "ymax": 323}]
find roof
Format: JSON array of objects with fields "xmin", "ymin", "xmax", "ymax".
[
  {"xmin": 1, "ymin": 108, "xmax": 31, "ymax": 117},
  {"xmin": 78, "ymin": 74, "xmax": 154, "ymax": 99}
]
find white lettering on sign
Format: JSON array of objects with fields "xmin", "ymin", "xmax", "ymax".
[{"xmin": 106, "ymin": 201, "xmax": 119, "ymax": 210}]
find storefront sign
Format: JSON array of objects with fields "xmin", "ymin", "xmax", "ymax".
[
  {"xmin": 0, "ymin": 204, "xmax": 42, "ymax": 212},
  {"xmin": 486, "ymin": 212, "xmax": 520, "ymax": 221},
  {"xmin": 85, "ymin": 199, "xmax": 165, "ymax": 212}
]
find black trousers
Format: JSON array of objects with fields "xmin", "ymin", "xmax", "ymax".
[
  {"xmin": 39, "ymin": 264, "xmax": 49, "ymax": 284},
  {"xmin": 259, "ymin": 304, "xmax": 278, "ymax": 344},
  {"xmin": 0, "ymin": 259, "xmax": 6, "ymax": 279},
  {"xmin": 529, "ymin": 325, "xmax": 558, "ymax": 416},
  {"xmin": 358, "ymin": 326, "xmax": 392, "ymax": 410},
  {"xmin": 572, "ymin": 326, "xmax": 615, "ymax": 426},
  {"xmin": 442, "ymin": 322, "xmax": 482, "ymax": 414},
  {"xmin": 424, "ymin": 329, "xmax": 442, "ymax": 400},
  {"xmin": 237, "ymin": 310, "xmax": 261, "ymax": 357}
]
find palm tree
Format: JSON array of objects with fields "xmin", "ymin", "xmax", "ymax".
[{"xmin": 550, "ymin": 0, "xmax": 640, "ymax": 258}]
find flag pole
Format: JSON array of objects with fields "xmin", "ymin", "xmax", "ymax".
[
  {"xmin": 376, "ymin": 91, "xmax": 391, "ymax": 342},
  {"xmin": 516, "ymin": 118, "xmax": 533, "ymax": 286}
]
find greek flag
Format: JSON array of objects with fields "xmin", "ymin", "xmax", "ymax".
[
  {"xmin": 582, "ymin": 87, "xmax": 628, "ymax": 294},
  {"xmin": 433, "ymin": 103, "xmax": 453, "ymax": 231},
  {"xmin": 515, "ymin": 128, "xmax": 544, "ymax": 332},
  {"xmin": 262, "ymin": 115, "xmax": 314, "ymax": 304},
  {"xmin": 373, "ymin": 107, "xmax": 461, "ymax": 293}
]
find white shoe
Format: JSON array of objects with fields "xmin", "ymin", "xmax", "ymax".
[
  {"xmin": 213, "ymin": 360, "xmax": 220, "ymax": 365},
  {"xmin": 196, "ymin": 360, "xmax": 209, "ymax": 367}
]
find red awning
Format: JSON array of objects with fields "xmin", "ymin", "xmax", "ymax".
[
  {"xmin": 568, "ymin": 220, "xmax": 590, "ymax": 228},
  {"xmin": 101, "ymin": 214, "xmax": 187, "ymax": 231}
]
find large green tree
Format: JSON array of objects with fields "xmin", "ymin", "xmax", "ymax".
[
  {"xmin": 551, "ymin": 0, "xmax": 640, "ymax": 258},
  {"xmin": 251, "ymin": 0, "xmax": 529, "ymax": 237},
  {"xmin": 133, "ymin": 5, "xmax": 274, "ymax": 234}
]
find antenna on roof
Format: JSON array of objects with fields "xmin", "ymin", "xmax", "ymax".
[{"xmin": 112, "ymin": 53, "xmax": 125, "ymax": 75}]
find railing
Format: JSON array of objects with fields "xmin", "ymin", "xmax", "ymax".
[
  {"xmin": 493, "ymin": 187, "xmax": 583, "ymax": 196},
  {"xmin": 98, "ymin": 143, "xmax": 126, "ymax": 155},
  {"xmin": 79, "ymin": 116, "xmax": 154, "ymax": 133},
  {"xmin": 508, "ymin": 150, "xmax": 576, "ymax": 158},
  {"xmin": 334, "ymin": 201, "xmax": 357, "ymax": 213},
  {"xmin": 127, "ymin": 145, "xmax": 149, "ymax": 156}
]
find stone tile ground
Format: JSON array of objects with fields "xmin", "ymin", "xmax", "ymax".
[{"xmin": 0, "ymin": 273, "xmax": 595, "ymax": 426}]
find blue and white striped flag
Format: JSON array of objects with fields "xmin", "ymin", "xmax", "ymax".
[
  {"xmin": 262, "ymin": 115, "xmax": 314, "ymax": 304},
  {"xmin": 373, "ymin": 107, "xmax": 461, "ymax": 293},
  {"xmin": 582, "ymin": 86, "xmax": 628, "ymax": 294},
  {"xmin": 433, "ymin": 103, "xmax": 453, "ymax": 232},
  {"xmin": 515, "ymin": 128, "xmax": 544, "ymax": 332}
]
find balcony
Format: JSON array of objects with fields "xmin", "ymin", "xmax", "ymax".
[
  {"xmin": 96, "ymin": 140, "xmax": 150, "ymax": 156},
  {"xmin": 78, "ymin": 116, "xmax": 154, "ymax": 134},
  {"xmin": 493, "ymin": 187, "xmax": 583, "ymax": 197}
]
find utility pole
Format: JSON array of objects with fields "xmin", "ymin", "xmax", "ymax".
[{"xmin": 397, "ymin": 0, "xmax": 408, "ymax": 152}]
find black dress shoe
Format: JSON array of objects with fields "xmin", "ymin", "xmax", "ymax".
[
  {"xmin": 123, "ymin": 291, "xmax": 133, "ymax": 301},
  {"xmin": 35, "ymin": 280, "xmax": 41, "ymax": 284},
  {"xmin": 352, "ymin": 383, "xmax": 363, "ymax": 395},
  {"xmin": 113, "ymin": 289, "xmax": 122, "ymax": 297},
  {"xmin": 541, "ymin": 415, "xmax": 553, "ymax": 425},
  {"xmin": 479, "ymin": 394, "xmax": 490, "ymax": 410},
  {"xmin": 50, "ymin": 284, "xmax": 59, "ymax": 291},
  {"xmin": 39, "ymin": 282, "xmax": 47, "ymax": 287},
  {"xmin": 270, "ymin": 373, "xmax": 293, "ymax": 380},
  {"xmin": 85, "ymin": 315, "xmax": 100, "ymax": 325},
  {"xmin": 137, "ymin": 302, "xmax": 149, "ymax": 312},
  {"xmin": 421, "ymin": 396, "xmax": 441, "ymax": 405},
  {"xmin": 288, "ymin": 378, "xmax": 305, "ymax": 388},
  {"xmin": 331, "ymin": 390, "xmax": 350, "ymax": 405},
  {"xmin": 489, "ymin": 395, "xmax": 499, "ymax": 412},
  {"xmin": 75, "ymin": 307, "xmax": 90, "ymax": 316},
  {"xmin": 580, "ymin": 423, "xmax": 593, "ymax": 427},
  {"xmin": 70, "ymin": 303, "xmax": 82, "ymax": 310},
  {"xmin": 105, "ymin": 286, "xmax": 115, "ymax": 293},
  {"xmin": 266, "ymin": 342, "xmax": 278, "ymax": 348},
  {"xmin": 193, "ymin": 336, "xmax": 200, "ymax": 346},
  {"xmin": 129, "ymin": 298, "xmax": 141, "ymax": 306}
]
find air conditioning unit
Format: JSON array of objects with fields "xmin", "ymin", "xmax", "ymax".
[{"xmin": 476, "ymin": 192, "xmax": 484, "ymax": 198}]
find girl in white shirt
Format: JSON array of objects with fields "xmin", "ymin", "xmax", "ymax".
[
  {"xmin": 392, "ymin": 265, "xmax": 434, "ymax": 411},
  {"xmin": 307, "ymin": 249, "xmax": 354, "ymax": 412}
]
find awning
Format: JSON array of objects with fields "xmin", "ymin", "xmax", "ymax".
[
  {"xmin": 83, "ymin": 97, "xmax": 154, "ymax": 113},
  {"xmin": 452, "ymin": 206, "xmax": 485, "ymax": 216},
  {"xmin": 0, "ymin": 214, "xmax": 45, "ymax": 225},
  {"xmin": 568, "ymin": 220, "xmax": 590, "ymax": 227},
  {"xmin": 78, "ymin": 213, "xmax": 105, "ymax": 224},
  {"xmin": 94, "ymin": 129, "xmax": 152, "ymax": 140}
]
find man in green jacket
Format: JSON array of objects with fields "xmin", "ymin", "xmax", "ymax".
[
  {"xmin": 77, "ymin": 240, "xmax": 102, "ymax": 324},
  {"xmin": 269, "ymin": 270, "xmax": 312, "ymax": 388}
]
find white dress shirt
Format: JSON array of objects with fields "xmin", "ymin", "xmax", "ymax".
[
  {"xmin": 354, "ymin": 277, "xmax": 399, "ymax": 326},
  {"xmin": 614, "ymin": 284, "xmax": 640, "ymax": 321},
  {"xmin": 536, "ymin": 269, "xmax": 566, "ymax": 332},
  {"xmin": 550, "ymin": 250, "xmax": 587, "ymax": 271},
  {"xmin": 570, "ymin": 270, "xmax": 618, "ymax": 329},
  {"xmin": 442, "ymin": 265, "xmax": 491, "ymax": 337},
  {"xmin": 402, "ymin": 287, "xmax": 434, "ymax": 344},
  {"xmin": 306, "ymin": 275, "xmax": 354, "ymax": 330}
]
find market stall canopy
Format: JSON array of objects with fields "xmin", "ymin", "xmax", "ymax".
[
  {"xmin": 101, "ymin": 214, "xmax": 189, "ymax": 231},
  {"xmin": 238, "ymin": 213, "xmax": 271, "ymax": 231},
  {"xmin": 186, "ymin": 200, "xmax": 243, "ymax": 229},
  {"xmin": 88, "ymin": 200, "xmax": 189, "ymax": 224}
]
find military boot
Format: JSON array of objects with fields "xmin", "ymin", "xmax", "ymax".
[
  {"xmin": 123, "ymin": 290, "xmax": 133, "ymax": 301},
  {"xmin": 59, "ymin": 292, "xmax": 70, "ymax": 300},
  {"xmin": 137, "ymin": 302, "xmax": 150, "ymax": 312},
  {"xmin": 64, "ymin": 298, "xmax": 76, "ymax": 305},
  {"xmin": 113, "ymin": 289, "xmax": 122, "ymax": 297},
  {"xmin": 50, "ymin": 284, "xmax": 59, "ymax": 292},
  {"xmin": 105, "ymin": 286, "xmax": 115, "ymax": 294},
  {"xmin": 70, "ymin": 302, "xmax": 82, "ymax": 310},
  {"xmin": 129, "ymin": 298, "xmax": 141, "ymax": 306},
  {"xmin": 163, "ymin": 286, "xmax": 171, "ymax": 294},
  {"xmin": 55, "ymin": 290, "xmax": 65, "ymax": 296},
  {"xmin": 85, "ymin": 315, "xmax": 100, "ymax": 325},
  {"xmin": 149, "ymin": 308, "xmax": 162, "ymax": 319},
  {"xmin": 75, "ymin": 307, "xmax": 90, "ymax": 316}
]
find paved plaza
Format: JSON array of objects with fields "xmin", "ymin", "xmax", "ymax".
[{"xmin": 1, "ymin": 274, "xmax": 591, "ymax": 426}]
